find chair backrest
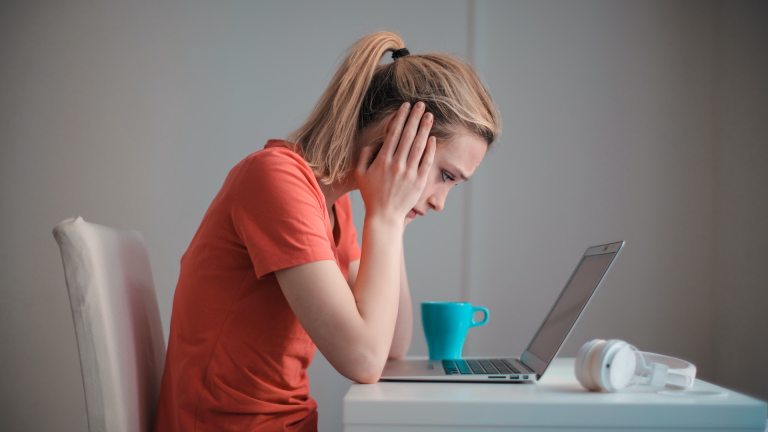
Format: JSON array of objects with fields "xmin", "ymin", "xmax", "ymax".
[{"xmin": 53, "ymin": 217, "xmax": 165, "ymax": 432}]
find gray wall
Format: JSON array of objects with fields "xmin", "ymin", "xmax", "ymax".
[
  {"xmin": 470, "ymin": 0, "xmax": 720, "ymax": 371},
  {"xmin": 1, "ymin": 1, "xmax": 765, "ymax": 431},
  {"xmin": 714, "ymin": 0, "xmax": 768, "ymax": 402}
]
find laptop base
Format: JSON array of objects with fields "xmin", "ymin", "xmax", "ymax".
[{"xmin": 380, "ymin": 358, "xmax": 537, "ymax": 383}]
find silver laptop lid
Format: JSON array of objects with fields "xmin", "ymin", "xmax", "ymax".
[{"xmin": 520, "ymin": 241, "xmax": 624, "ymax": 378}]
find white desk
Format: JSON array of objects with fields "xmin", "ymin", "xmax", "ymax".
[{"xmin": 344, "ymin": 358, "xmax": 767, "ymax": 431}]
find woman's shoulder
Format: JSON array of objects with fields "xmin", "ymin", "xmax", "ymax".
[
  {"xmin": 234, "ymin": 140, "xmax": 311, "ymax": 175},
  {"xmin": 242, "ymin": 139, "xmax": 304, "ymax": 164},
  {"xmin": 226, "ymin": 139, "xmax": 321, "ymax": 197}
]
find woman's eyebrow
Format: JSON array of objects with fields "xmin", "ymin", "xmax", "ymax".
[{"xmin": 445, "ymin": 164, "xmax": 470, "ymax": 181}]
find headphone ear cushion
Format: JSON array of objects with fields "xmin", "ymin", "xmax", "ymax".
[
  {"xmin": 602, "ymin": 341, "xmax": 637, "ymax": 392},
  {"xmin": 575, "ymin": 339, "xmax": 605, "ymax": 391},
  {"xmin": 589, "ymin": 339, "xmax": 614, "ymax": 391}
]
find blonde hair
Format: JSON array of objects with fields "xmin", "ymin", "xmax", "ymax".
[{"xmin": 289, "ymin": 31, "xmax": 501, "ymax": 185}]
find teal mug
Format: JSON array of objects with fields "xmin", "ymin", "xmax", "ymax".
[{"xmin": 421, "ymin": 301, "xmax": 490, "ymax": 360}]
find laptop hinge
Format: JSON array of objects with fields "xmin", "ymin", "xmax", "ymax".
[{"xmin": 511, "ymin": 358, "xmax": 535, "ymax": 374}]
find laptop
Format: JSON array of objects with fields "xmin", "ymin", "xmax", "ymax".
[{"xmin": 380, "ymin": 241, "xmax": 625, "ymax": 383}]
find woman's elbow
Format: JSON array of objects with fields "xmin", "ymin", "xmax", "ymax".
[
  {"xmin": 343, "ymin": 363, "xmax": 383, "ymax": 384},
  {"xmin": 337, "ymin": 349, "xmax": 386, "ymax": 384},
  {"xmin": 351, "ymin": 371, "xmax": 382, "ymax": 384}
]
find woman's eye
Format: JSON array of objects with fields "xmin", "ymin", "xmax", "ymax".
[{"xmin": 441, "ymin": 170, "xmax": 455, "ymax": 183}]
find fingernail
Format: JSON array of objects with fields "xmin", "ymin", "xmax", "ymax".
[{"xmin": 402, "ymin": 101, "xmax": 410, "ymax": 109}]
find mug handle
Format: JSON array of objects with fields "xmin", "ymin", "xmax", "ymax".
[{"xmin": 470, "ymin": 306, "xmax": 490, "ymax": 327}]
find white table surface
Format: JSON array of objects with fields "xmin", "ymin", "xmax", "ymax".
[{"xmin": 343, "ymin": 358, "xmax": 768, "ymax": 432}]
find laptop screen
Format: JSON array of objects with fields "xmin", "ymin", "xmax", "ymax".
[{"xmin": 522, "ymin": 243, "xmax": 622, "ymax": 377}]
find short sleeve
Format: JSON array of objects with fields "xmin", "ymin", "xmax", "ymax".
[{"xmin": 228, "ymin": 148, "xmax": 335, "ymax": 278}]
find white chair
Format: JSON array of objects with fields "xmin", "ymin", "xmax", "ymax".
[{"xmin": 53, "ymin": 216, "xmax": 165, "ymax": 432}]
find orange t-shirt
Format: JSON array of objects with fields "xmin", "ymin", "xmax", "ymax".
[{"xmin": 154, "ymin": 140, "xmax": 361, "ymax": 431}]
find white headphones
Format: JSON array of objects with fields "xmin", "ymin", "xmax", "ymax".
[{"xmin": 575, "ymin": 339, "xmax": 697, "ymax": 392}]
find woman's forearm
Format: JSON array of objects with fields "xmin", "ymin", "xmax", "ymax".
[
  {"xmin": 350, "ymin": 214, "xmax": 405, "ymax": 377},
  {"xmin": 389, "ymin": 251, "xmax": 413, "ymax": 358}
]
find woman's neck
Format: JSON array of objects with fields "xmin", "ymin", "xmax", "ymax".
[{"xmin": 318, "ymin": 175, "xmax": 356, "ymax": 214}]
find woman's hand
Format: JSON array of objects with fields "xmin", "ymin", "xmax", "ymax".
[{"xmin": 355, "ymin": 101, "xmax": 436, "ymax": 225}]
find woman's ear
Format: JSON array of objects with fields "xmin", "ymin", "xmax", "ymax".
[
  {"xmin": 381, "ymin": 111, "xmax": 398, "ymax": 137},
  {"xmin": 367, "ymin": 140, "xmax": 384, "ymax": 168},
  {"xmin": 358, "ymin": 110, "xmax": 397, "ymax": 167}
]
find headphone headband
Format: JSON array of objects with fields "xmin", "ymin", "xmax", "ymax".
[{"xmin": 638, "ymin": 351, "xmax": 697, "ymax": 389}]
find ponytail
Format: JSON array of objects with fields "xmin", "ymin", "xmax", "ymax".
[{"xmin": 290, "ymin": 31, "xmax": 405, "ymax": 184}]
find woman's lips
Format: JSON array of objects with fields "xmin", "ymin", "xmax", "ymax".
[{"xmin": 407, "ymin": 209, "xmax": 424, "ymax": 219}]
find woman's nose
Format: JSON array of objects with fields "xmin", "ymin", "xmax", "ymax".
[{"xmin": 427, "ymin": 189, "xmax": 448, "ymax": 212}]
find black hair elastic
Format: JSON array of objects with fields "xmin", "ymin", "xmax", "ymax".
[{"xmin": 392, "ymin": 47, "xmax": 410, "ymax": 60}]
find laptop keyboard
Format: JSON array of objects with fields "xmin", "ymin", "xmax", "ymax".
[{"xmin": 442, "ymin": 359, "xmax": 521, "ymax": 375}]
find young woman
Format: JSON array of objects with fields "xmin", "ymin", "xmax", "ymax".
[{"xmin": 154, "ymin": 31, "xmax": 500, "ymax": 431}]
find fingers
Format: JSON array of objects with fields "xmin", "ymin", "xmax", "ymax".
[
  {"xmin": 417, "ymin": 136, "xmax": 437, "ymax": 178},
  {"xmin": 379, "ymin": 102, "xmax": 411, "ymax": 160},
  {"xmin": 367, "ymin": 100, "xmax": 432, "ymax": 177},
  {"xmin": 406, "ymin": 112, "xmax": 433, "ymax": 169},
  {"xmin": 393, "ymin": 102, "xmax": 428, "ymax": 164}
]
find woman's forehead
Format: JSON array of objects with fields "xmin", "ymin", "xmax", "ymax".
[{"xmin": 436, "ymin": 130, "xmax": 488, "ymax": 177}]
